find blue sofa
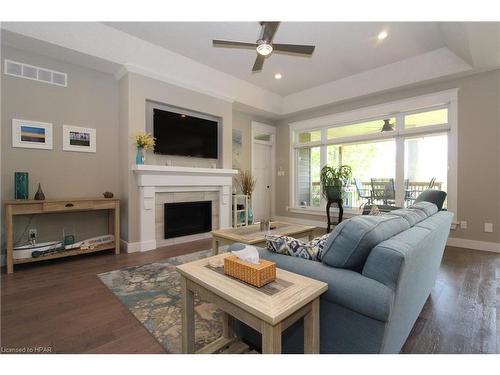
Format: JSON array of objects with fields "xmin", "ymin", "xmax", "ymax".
[{"xmin": 232, "ymin": 202, "xmax": 453, "ymax": 353}]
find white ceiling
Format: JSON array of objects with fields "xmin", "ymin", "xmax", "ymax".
[{"xmin": 104, "ymin": 22, "xmax": 446, "ymax": 96}]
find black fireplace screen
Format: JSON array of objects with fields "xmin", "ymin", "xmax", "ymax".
[{"xmin": 164, "ymin": 201, "xmax": 212, "ymax": 239}]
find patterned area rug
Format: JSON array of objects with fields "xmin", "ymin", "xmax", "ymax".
[{"xmin": 98, "ymin": 250, "xmax": 227, "ymax": 353}]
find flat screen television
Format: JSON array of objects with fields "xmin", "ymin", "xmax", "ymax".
[{"xmin": 153, "ymin": 108, "xmax": 218, "ymax": 159}]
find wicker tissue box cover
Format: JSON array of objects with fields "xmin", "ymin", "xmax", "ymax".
[{"xmin": 223, "ymin": 255, "xmax": 276, "ymax": 287}]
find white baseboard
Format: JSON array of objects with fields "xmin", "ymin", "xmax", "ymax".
[
  {"xmin": 447, "ymin": 237, "xmax": 500, "ymax": 253},
  {"xmin": 121, "ymin": 239, "xmax": 140, "ymax": 253},
  {"xmin": 273, "ymin": 215, "xmax": 327, "ymax": 229},
  {"xmin": 120, "ymin": 239, "xmax": 157, "ymax": 253}
]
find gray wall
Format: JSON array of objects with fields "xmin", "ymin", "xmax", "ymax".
[
  {"xmin": 1, "ymin": 45, "xmax": 120, "ymax": 249},
  {"xmin": 275, "ymin": 69, "xmax": 500, "ymax": 243},
  {"xmin": 0, "ymin": 46, "xmax": 278, "ymax": 250}
]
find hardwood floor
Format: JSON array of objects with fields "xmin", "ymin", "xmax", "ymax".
[
  {"xmin": 1, "ymin": 237, "xmax": 498, "ymax": 354},
  {"xmin": 0, "ymin": 239, "xmax": 211, "ymax": 354},
  {"xmin": 401, "ymin": 246, "xmax": 500, "ymax": 354}
]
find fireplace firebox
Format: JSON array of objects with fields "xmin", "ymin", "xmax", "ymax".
[{"xmin": 164, "ymin": 201, "xmax": 212, "ymax": 239}]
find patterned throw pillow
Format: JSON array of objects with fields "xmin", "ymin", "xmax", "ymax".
[
  {"xmin": 266, "ymin": 233, "xmax": 330, "ymax": 262},
  {"xmin": 369, "ymin": 204, "xmax": 381, "ymax": 215}
]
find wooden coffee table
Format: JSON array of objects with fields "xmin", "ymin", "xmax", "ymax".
[
  {"xmin": 176, "ymin": 253, "xmax": 327, "ymax": 354},
  {"xmin": 211, "ymin": 221, "xmax": 316, "ymax": 255}
]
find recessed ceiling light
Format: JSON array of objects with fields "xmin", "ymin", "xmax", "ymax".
[
  {"xmin": 274, "ymin": 73, "xmax": 282, "ymax": 80},
  {"xmin": 377, "ymin": 30, "xmax": 388, "ymax": 41}
]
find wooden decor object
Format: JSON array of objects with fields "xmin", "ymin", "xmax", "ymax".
[{"xmin": 224, "ymin": 255, "xmax": 276, "ymax": 287}]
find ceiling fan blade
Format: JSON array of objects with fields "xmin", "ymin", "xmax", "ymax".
[
  {"xmin": 261, "ymin": 22, "xmax": 280, "ymax": 43},
  {"xmin": 212, "ymin": 40, "xmax": 258, "ymax": 49},
  {"xmin": 273, "ymin": 43, "xmax": 315, "ymax": 55},
  {"xmin": 252, "ymin": 54, "xmax": 265, "ymax": 72}
]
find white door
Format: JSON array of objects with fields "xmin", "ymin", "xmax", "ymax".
[{"xmin": 253, "ymin": 142, "xmax": 273, "ymax": 221}]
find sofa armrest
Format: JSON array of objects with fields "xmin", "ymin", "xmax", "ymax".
[{"xmin": 257, "ymin": 247, "xmax": 394, "ymax": 322}]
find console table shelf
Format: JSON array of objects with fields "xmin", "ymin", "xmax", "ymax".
[
  {"xmin": 5, "ymin": 198, "xmax": 120, "ymax": 274},
  {"xmin": 13, "ymin": 242, "xmax": 116, "ymax": 265}
]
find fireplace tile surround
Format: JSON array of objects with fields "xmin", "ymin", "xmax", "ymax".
[
  {"xmin": 132, "ymin": 165, "xmax": 237, "ymax": 252},
  {"xmin": 155, "ymin": 191, "xmax": 219, "ymax": 248}
]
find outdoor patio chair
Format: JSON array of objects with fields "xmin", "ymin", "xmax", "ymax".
[
  {"xmin": 354, "ymin": 178, "xmax": 372, "ymax": 208},
  {"xmin": 370, "ymin": 178, "xmax": 396, "ymax": 205}
]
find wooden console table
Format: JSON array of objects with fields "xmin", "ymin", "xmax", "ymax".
[{"xmin": 5, "ymin": 198, "xmax": 120, "ymax": 274}]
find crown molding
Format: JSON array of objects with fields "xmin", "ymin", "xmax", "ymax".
[{"xmin": 282, "ymin": 48, "xmax": 472, "ymax": 115}]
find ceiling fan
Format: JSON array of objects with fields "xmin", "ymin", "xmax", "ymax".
[
  {"xmin": 363, "ymin": 119, "xmax": 395, "ymax": 133},
  {"xmin": 380, "ymin": 119, "xmax": 395, "ymax": 132},
  {"xmin": 212, "ymin": 22, "xmax": 316, "ymax": 72}
]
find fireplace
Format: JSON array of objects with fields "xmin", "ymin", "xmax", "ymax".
[
  {"xmin": 132, "ymin": 165, "xmax": 236, "ymax": 252},
  {"xmin": 164, "ymin": 201, "xmax": 212, "ymax": 239}
]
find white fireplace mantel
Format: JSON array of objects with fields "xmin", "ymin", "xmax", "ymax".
[
  {"xmin": 132, "ymin": 164, "xmax": 237, "ymax": 252},
  {"xmin": 133, "ymin": 164, "xmax": 238, "ymax": 186}
]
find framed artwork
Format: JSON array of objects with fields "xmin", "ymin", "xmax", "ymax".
[
  {"xmin": 232, "ymin": 129, "xmax": 242, "ymax": 170},
  {"xmin": 63, "ymin": 125, "xmax": 96, "ymax": 153},
  {"xmin": 12, "ymin": 119, "xmax": 53, "ymax": 150}
]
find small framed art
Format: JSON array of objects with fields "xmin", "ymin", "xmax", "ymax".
[
  {"xmin": 63, "ymin": 125, "xmax": 96, "ymax": 153},
  {"xmin": 12, "ymin": 119, "xmax": 53, "ymax": 150}
]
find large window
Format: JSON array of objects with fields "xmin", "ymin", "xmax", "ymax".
[
  {"xmin": 295, "ymin": 146, "xmax": 321, "ymax": 207},
  {"xmin": 404, "ymin": 133, "xmax": 448, "ymax": 207},
  {"xmin": 290, "ymin": 91, "xmax": 457, "ymax": 214}
]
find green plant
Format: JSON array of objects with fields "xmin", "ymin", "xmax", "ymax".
[{"xmin": 320, "ymin": 165, "xmax": 352, "ymax": 199}]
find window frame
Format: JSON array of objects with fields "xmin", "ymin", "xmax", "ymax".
[{"xmin": 288, "ymin": 89, "xmax": 458, "ymax": 219}]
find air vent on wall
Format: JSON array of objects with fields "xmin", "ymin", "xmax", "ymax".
[{"xmin": 4, "ymin": 59, "xmax": 67, "ymax": 87}]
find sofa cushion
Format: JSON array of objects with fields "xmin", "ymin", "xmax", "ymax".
[
  {"xmin": 321, "ymin": 215, "xmax": 410, "ymax": 271},
  {"xmin": 409, "ymin": 201, "xmax": 438, "ymax": 216},
  {"xmin": 388, "ymin": 207, "xmax": 428, "ymax": 226},
  {"xmin": 362, "ymin": 225, "xmax": 432, "ymax": 289}
]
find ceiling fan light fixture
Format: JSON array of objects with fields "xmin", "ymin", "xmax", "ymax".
[
  {"xmin": 256, "ymin": 43, "xmax": 273, "ymax": 56},
  {"xmin": 212, "ymin": 22, "xmax": 315, "ymax": 73}
]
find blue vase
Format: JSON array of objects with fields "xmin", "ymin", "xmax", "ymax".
[
  {"xmin": 247, "ymin": 207, "xmax": 254, "ymax": 225},
  {"xmin": 135, "ymin": 147, "xmax": 145, "ymax": 165},
  {"xmin": 15, "ymin": 172, "xmax": 29, "ymax": 200},
  {"xmin": 238, "ymin": 211, "xmax": 245, "ymax": 224}
]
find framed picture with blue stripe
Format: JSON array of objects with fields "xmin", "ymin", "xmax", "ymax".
[{"xmin": 12, "ymin": 118, "xmax": 53, "ymax": 150}]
